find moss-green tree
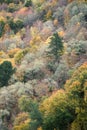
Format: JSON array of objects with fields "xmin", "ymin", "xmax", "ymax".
[
  {"xmin": 0, "ymin": 61, "xmax": 15, "ymax": 87},
  {"xmin": 48, "ymin": 33, "xmax": 64, "ymax": 62}
]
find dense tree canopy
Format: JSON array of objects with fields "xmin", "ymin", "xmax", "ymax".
[
  {"xmin": 39, "ymin": 62, "xmax": 87, "ymax": 130},
  {"xmin": 0, "ymin": 0, "xmax": 87, "ymax": 130},
  {"xmin": 65, "ymin": 62, "xmax": 87, "ymax": 130}
]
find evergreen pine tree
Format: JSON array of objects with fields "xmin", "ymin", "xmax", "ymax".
[
  {"xmin": 0, "ymin": 61, "xmax": 15, "ymax": 87},
  {"xmin": 48, "ymin": 33, "xmax": 64, "ymax": 62}
]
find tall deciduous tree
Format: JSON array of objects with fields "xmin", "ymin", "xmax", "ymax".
[
  {"xmin": 40, "ymin": 90, "xmax": 75, "ymax": 130},
  {"xmin": 65, "ymin": 62, "xmax": 87, "ymax": 130}
]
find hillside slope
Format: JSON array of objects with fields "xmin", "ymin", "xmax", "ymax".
[{"xmin": 0, "ymin": 0, "xmax": 87, "ymax": 130}]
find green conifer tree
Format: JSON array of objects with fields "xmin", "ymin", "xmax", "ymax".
[
  {"xmin": 48, "ymin": 33, "xmax": 64, "ymax": 62},
  {"xmin": 0, "ymin": 61, "xmax": 15, "ymax": 87}
]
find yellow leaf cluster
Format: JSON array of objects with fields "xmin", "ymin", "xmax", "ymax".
[
  {"xmin": 29, "ymin": 45, "xmax": 39, "ymax": 53},
  {"xmin": 53, "ymin": 19, "xmax": 58, "ymax": 26},
  {"xmin": 13, "ymin": 112, "xmax": 30, "ymax": 130},
  {"xmin": 46, "ymin": 10, "xmax": 52, "ymax": 19},
  {"xmin": 70, "ymin": 81, "xmax": 81, "ymax": 88},
  {"xmin": 30, "ymin": 27, "xmax": 39, "ymax": 38},
  {"xmin": 45, "ymin": 36, "xmax": 52, "ymax": 44},
  {"xmin": 40, "ymin": 90, "xmax": 66, "ymax": 115},
  {"xmin": 30, "ymin": 35, "xmax": 41, "ymax": 46},
  {"xmin": 0, "ymin": 16, "xmax": 6, "ymax": 22},
  {"xmin": 8, "ymin": 48, "xmax": 21, "ymax": 58},
  {"xmin": 4, "ymin": 24, "xmax": 10, "ymax": 32},
  {"xmin": 29, "ymin": 35, "xmax": 42, "ymax": 52},
  {"xmin": 37, "ymin": 127, "xmax": 42, "ymax": 130},
  {"xmin": 58, "ymin": 31, "xmax": 65, "ymax": 37},
  {"xmin": 0, "ymin": 58, "xmax": 15, "ymax": 66}
]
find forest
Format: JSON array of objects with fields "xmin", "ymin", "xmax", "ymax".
[{"xmin": 0, "ymin": 0, "xmax": 87, "ymax": 130}]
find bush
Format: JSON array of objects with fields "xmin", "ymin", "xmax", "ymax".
[
  {"xmin": 14, "ymin": 48, "xmax": 29, "ymax": 64},
  {"xmin": 45, "ymin": 10, "xmax": 52, "ymax": 20},
  {"xmin": 25, "ymin": 0, "xmax": 32, "ymax": 7},
  {"xmin": 8, "ymin": 48, "xmax": 21, "ymax": 58},
  {"xmin": 47, "ymin": 61, "xmax": 57, "ymax": 73},
  {"xmin": 8, "ymin": 18, "xmax": 24, "ymax": 33},
  {"xmin": 71, "ymin": 6, "xmax": 79, "ymax": 16},
  {"xmin": 0, "ymin": 51, "xmax": 8, "ymax": 58},
  {"xmin": 0, "ymin": 0, "xmax": 23, "ymax": 4},
  {"xmin": 67, "ymin": 39, "xmax": 87, "ymax": 55},
  {"xmin": 68, "ymin": 15, "xmax": 80, "ymax": 28},
  {"xmin": 13, "ymin": 112, "xmax": 30, "ymax": 130},
  {"xmin": 0, "ymin": 0, "xmax": 14, "ymax": 4},
  {"xmin": 53, "ymin": 7, "xmax": 64, "ymax": 26},
  {"xmin": 65, "ymin": 39, "xmax": 87, "ymax": 66},
  {"xmin": 0, "ymin": 36, "xmax": 24, "ymax": 51},
  {"xmin": 24, "ymin": 68, "xmax": 45, "ymax": 82},
  {"xmin": 5, "ymin": 0, "xmax": 12, "ymax": 4},
  {"xmin": 8, "ymin": 3, "xmax": 17, "ymax": 12},
  {"xmin": 0, "ymin": 20, "xmax": 5, "ymax": 37},
  {"xmin": 53, "ymin": 61, "xmax": 69, "ymax": 88}
]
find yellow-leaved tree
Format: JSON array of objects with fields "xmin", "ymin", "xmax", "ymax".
[
  {"xmin": 13, "ymin": 112, "xmax": 30, "ymax": 130},
  {"xmin": 65, "ymin": 62, "xmax": 87, "ymax": 130},
  {"xmin": 39, "ymin": 62, "xmax": 87, "ymax": 130},
  {"xmin": 40, "ymin": 90, "xmax": 75, "ymax": 130}
]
